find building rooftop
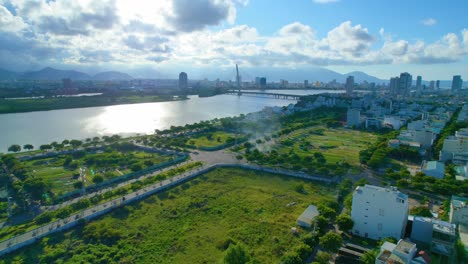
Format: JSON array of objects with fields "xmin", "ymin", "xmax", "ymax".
[
  {"xmin": 395, "ymin": 239, "xmax": 416, "ymax": 255},
  {"xmin": 423, "ymin": 161, "xmax": 445, "ymax": 172},
  {"xmin": 296, "ymin": 205, "xmax": 319, "ymax": 228},
  {"xmin": 355, "ymin": 184, "xmax": 408, "ymax": 199},
  {"xmin": 432, "ymin": 220, "xmax": 456, "ymax": 235},
  {"xmin": 451, "ymin": 195, "xmax": 468, "ymax": 209},
  {"xmin": 377, "ymin": 250, "xmax": 393, "ymax": 262}
]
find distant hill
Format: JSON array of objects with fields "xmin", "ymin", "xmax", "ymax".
[
  {"xmin": 345, "ymin": 71, "xmax": 386, "ymax": 84},
  {"xmin": 21, "ymin": 67, "xmax": 91, "ymax": 80},
  {"xmin": 0, "ymin": 68, "xmax": 19, "ymax": 80},
  {"xmin": 93, "ymin": 71, "xmax": 133, "ymax": 80}
]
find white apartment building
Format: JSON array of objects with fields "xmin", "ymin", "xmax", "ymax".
[
  {"xmin": 351, "ymin": 185, "xmax": 409, "ymax": 240},
  {"xmin": 347, "ymin": 108, "xmax": 361, "ymax": 127},
  {"xmin": 440, "ymin": 128, "xmax": 468, "ymax": 163}
]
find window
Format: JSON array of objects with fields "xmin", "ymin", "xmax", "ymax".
[
  {"xmin": 397, "ymin": 198, "xmax": 405, "ymax": 204},
  {"xmin": 379, "ymin": 209, "xmax": 384, "ymax": 216}
]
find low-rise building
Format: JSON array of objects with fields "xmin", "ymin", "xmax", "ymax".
[
  {"xmin": 421, "ymin": 161, "xmax": 445, "ymax": 179},
  {"xmin": 450, "ymin": 195, "xmax": 468, "ymax": 225},
  {"xmin": 440, "ymin": 128, "xmax": 468, "ymax": 163},
  {"xmin": 375, "ymin": 239, "xmax": 418, "ymax": 264},
  {"xmin": 347, "ymin": 108, "xmax": 361, "ymax": 127},
  {"xmin": 351, "ymin": 185, "xmax": 408, "ymax": 240},
  {"xmin": 296, "ymin": 205, "xmax": 319, "ymax": 228}
]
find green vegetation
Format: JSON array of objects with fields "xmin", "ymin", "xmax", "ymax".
[
  {"xmin": 188, "ymin": 131, "xmax": 238, "ymax": 148},
  {"xmin": 0, "ymin": 94, "xmax": 185, "ymax": 114},
  {"xmin": 1, "ymin": 168, "xmax": 335, "ymax": 263},
  {"xmin": 409, "ymin": 206, "xmax": 433, "ymax": 217},
  {"xmin": 273, "ymin": 127, "xmax": 376, "ymax": 166}
]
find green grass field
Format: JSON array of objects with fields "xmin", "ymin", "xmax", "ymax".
[
  {"xmin": 187, "ymin": 131, "xmax": 237, "ymax": 148},
  {"xmin": 275, "ymin": 127, "xmax": 377, "ymax": 165},
  {"xmin": 2, "ymin": 168, "xmax": 336, "ymax": 263},
  {"xmin": 22, "ymin": 150, "xmax": 174, "ymax": 195}
]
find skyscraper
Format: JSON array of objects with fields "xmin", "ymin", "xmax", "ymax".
[
  {"xmin": 436, "ymin": 80, "xmax": 440, "ymax": 89},
  {"xmin": 451, "ymin": 75, "xmax": 463, "ymax": 90},
  {"xmin": 416, "ymin": 76, "xmax": 422, "ymax": 91},
  {"xmin": 389, "ymin": 77, "xmax": 399, "ymax": 96},
  {"xmin": 399, "ymin": 72, "xmax": 412, "ymax": 96},
  {"xmin": 179, "ymin": 72, "xmax": 188, "ymax": 91},
  {"xmin": 260, "ymin": 77, "xmax": 267, "ymax": 89},
  {"xmin": 345, "ymin": 76, "xmax": 354, "ymax": 97},
  {"xmin": 304, "ymin": 80, "xmax": 309, "ymax": 88}
]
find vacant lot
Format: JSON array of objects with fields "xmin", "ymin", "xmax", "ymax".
[
  {"xmin": 2, "ymin": 167, "xmax": 335, "ymax": 263},
  {"xmin": 276, "ymin": 127, "xmax": 377, "ymax": 166},
  {"xmin": 22, "ymin": 148, "xmax": 175, "ymax": 195}
]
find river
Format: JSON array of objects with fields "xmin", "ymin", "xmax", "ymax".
[{"xmin": 0, "ymin": 90, "xmax": 343, "ymax": 153}]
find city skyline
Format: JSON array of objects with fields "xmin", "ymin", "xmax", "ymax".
[{"xmin": 0, "ymin": 0, "xmax": 467, "ymax": 79}]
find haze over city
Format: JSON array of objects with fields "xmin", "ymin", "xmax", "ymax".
[{"xmin": 0, "ymin": 0, "xmax": 467, "ymax": 80}]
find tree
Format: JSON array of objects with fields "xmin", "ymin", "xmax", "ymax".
[
  {"xmin": 223, "ymin": 244, "xmax": 249, "ymax": 264},
  {"xmin": 73, "ymin": 181, "xmax": 83, "ymax": 189},
  {"xmin": 319, "ymin": 232, "xmax": 343, "ymax": 252},
  {"xmin": 410, "ymin": 206, "xmax": 433, "ymax": 217},
  {"xmin": 318, "ymin": 205, "xmax": 337, "ymax": 220},
  {"xmin": 23, "ymin": 177, "xmax": 48, "ymax": 201},
  {"xmin": 336, "ymin": 214, "xmax": 354, "ymax": 231},
  {"xmin": 280, "ymin": 252, "xmax": 302, "ymax": 264},
  {"xmin": 8, "ymin": 144, "xmax": 21, "ymax": 152},
  {"xmin": 315, "ymin": 215, "xmax": 329, "ymax": 233},
  {"xmin": 92, "ymin": 175, "xmax": 104, "ymax": 184},
  {"xmin": 40, "ymin": 144, "xmax": 52, "ymax": 151},
  {"xmin": 360, "ymin": 249, "xmax": 378, "ymax": 264},
  {"xmin": 70, "ymin": 140, "xmax": 83, "ymax": 149},
  {"xmin": 315, "ymin": 251, "xmax": 331, "ymax": 264},
  {"xmin": 23, "ymin": 144, "xmax": 34, "ymax": 151}
]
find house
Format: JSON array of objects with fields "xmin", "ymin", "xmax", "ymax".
[
  {"xmin": 351, "ymin": 185, "xmax": 408, "ymax": 240},
  {"xmin": 421, "ymin": 161, "xmax": 445, "ymax": 179},
  {"xmin": 296, "ymin": 205, "xmax": 319, "ymax": 228},
  {"xmin": 450, "ymin": 195, "xmax": 468, "ymax": 225},
  {"xmin": 439, "ymin": 128, "xmax": 468, "ymax": 163},
  {"xmin": 375, "ymin": 239, "xmax": 418, "ymax": 264}
]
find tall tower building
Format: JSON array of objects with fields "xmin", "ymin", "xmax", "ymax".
[
  {"xmin": 399, "ymin": 72, "xmax": 412, "ymax": 96},
  {"xmin": 436, "ymin": 80, "xmax": 440, "ymax": 89},
  {"xmin": 345, "ymin": 76, "xmax": 354, "ymax": 97},
  {"xmin": 178, "ymin": 72, "xmax": 188, "ymax": 92},
  {"xmin": 389, "ymin": 77, "xmax": 399, "ymax": 96},
  {"xmin": 416, "ymin": 76, "xmax": 422, "ymax": 91},
  {"xmin": 451, "ymin": 75, "xmax": 463, "ymax": 90}
]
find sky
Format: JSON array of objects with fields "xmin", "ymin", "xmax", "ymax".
[{"xmin": 0, "ymin": 0, "xmax": 467, "ymax": 80}]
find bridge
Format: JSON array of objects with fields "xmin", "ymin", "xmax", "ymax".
[{"xmin": 225, "ymin": 90, "xmax": 303, "ymax": 100}]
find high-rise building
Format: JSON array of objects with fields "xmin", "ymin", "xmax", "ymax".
[
  {"xmin": 304, "ymin": 80, "xmax": 309, "ymax": 88},
  {"xmin": 345, "ymin": 76, "xmax": 354, "ymax": 97},
  {"xmin": 451, "ymin": 75, "xmax": 463, "ymax": 90},
  {"xmin": 399, "ymin": 72, "xmax": 412, "ymax": 96},
  {"xmin": 347, "ymin": 108, "xmax": 361, "ymax": 127},
  {"xmin": 436, "ymin": 80, "xmax": 440, "ymax": 89},
  {"xmin": 351, "ymin": 185, "xmax": 409, "ymax": 240},
  {"xmin": 260, "ymin": 77, "xmax": 266, "ymax": 89},
  {"xmin": 416, "ymin": 76, "xmax": 422, "ymax": 91},
  {"xmin": 429, "ymin": 81, "xmax": 435, "ymax": 90},
  {"xmin": 389, "ymin": 77, "xmax": 399, "ymax": 96},
  {"xmin": 178, "ymin": 72, "xmax": 188, "ymax": 91}
]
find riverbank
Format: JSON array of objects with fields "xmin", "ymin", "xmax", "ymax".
[{"xmin": 0, "ymin": 94, "xmax": 187, "ymax": 114}]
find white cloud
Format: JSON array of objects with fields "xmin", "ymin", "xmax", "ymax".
[
  {"xmin": 0, "ymin": 1, "xmax": 467, "ymax": 72},
  {"xmin": 0, "ymin": 5, "xmax": 27, "ymax": 31},
  {"xmin": 421, "ymin": 18, "xmax": 437, "ymax": 26}
]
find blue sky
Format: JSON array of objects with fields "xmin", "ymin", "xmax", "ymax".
[{"xmin": 0, "ymin": 0, "xmax": 467, "ymax": 80}]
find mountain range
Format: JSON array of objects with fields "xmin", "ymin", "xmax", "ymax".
[
  {"xmin": 0, "ymin": 67, "xmax": 134, "ymax": 81},
  {"xmin": 0, "ymin": 67, "xmax": 463, "ymax": 87}
]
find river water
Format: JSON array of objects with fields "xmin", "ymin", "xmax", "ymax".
[{"xmin": 0, "ymin": 90, "xmax": 342, "ymax": 153}]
